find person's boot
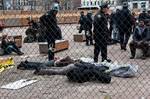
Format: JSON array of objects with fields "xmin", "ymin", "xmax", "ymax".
[
  {"xmin": 18, "ymin": 52, "xmax": 24, "ymax": 55},
  {"xmin": 86, "ymin": 42, "xmax": 90, "ymax": 46},
  {"xmin": 130, "ymin": 56, "xmax": 135, "ymax": 59},
  {"xmin": 141, "ymin": 54, "xmax": 146, "ymax": 60},
  {"xmin": 94, "ymin": 58, "xmax": 98, "ymax": 63},
  {"xmin": 102, "ymin": 59, "xmax": 111, "ymax": 63},
  {"xmin": 121, "ymin": 44, "xmax": 127, "ymax": 51},
  {"xmin": 130, "ymin": 50, "xmax": 135, "ymax": 59}
]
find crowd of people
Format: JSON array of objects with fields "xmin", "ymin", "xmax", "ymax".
[{"xmin": 78, "ymin": 2, "xmax": 150, "ymax": 62}]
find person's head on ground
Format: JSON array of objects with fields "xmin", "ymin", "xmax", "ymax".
[{"xmin": 100, "ymin": 3, "xmax": 109, "ymax": 14}]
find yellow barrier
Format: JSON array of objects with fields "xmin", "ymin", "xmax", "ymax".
[{"xmin": 0, "ymin": 57, "xmax": 15, "ymax": 73}]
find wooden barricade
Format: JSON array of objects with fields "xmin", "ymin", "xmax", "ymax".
[{"xmin": 39, "ymin": 40, "xmax": 69, "ymax": 54}]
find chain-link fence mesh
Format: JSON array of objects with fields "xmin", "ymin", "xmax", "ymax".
[{"xmin": 0, "ymin": 2, "xmax": 150, "ymax": 99}]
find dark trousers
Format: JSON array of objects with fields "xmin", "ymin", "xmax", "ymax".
[
  {"xmin": 94, "ymin": 41, "xmax": 107, "ymax": 62},
  {"xmin": 79, "ymin": 25, "xmax": 84, "ymax": 33},
  {"xmin": 5, "ymin": 43, "xmax": 21, "ymax": 55},
  {"xmin": 119, "ymin": 29, "xmax": 131, "ymax": 49},
  {"xmin": 85, "ymin": 29, "xmax": 93, "ymax": 45},
  {"xmin": 129, "ymin": 41, "xmax": 149, "ymax": 57}
]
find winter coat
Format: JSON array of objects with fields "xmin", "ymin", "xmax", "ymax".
[
  {"xmin": 40, "ymin": 10, "xmax": 62, "ymax": 42},
  {"xmin": 117, "ymin": 8, "xmax": 133, "ymax": 32},
  {"xmin": 132, "ymin": 26, "xmax": 148, "ymax": 41},
  {"xmin": 93, "ymin": 11, "xmax": 110, "ymax": 43},
  {"xmin": 85, "ymin": 13, "xmax": 93, "ymax": 30}
]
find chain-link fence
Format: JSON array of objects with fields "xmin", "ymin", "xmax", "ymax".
[{"xmin": 0, "ymin": 3, "xmax": 150, "ymax": 99}]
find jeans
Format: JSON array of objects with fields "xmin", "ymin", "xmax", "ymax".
[{"xmin": 5, "ymin": 44, "xmax": 21, "ymax": 55}]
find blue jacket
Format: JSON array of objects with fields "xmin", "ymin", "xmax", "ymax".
[{"xmin": 132, "ymin": 26, "xmax": 147, "ymax": 41}]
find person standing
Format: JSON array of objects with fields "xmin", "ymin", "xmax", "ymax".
[
  {"xmin": 117, "ymin": 2, "xmax": 133, "ymax": 50},
  {"xmin": 40, "ymin": 5, "xmax": 62, "ymax": 60},
  {"xmin": 93, "ymin": 3, "xmax": 111, "ymax": 62},
  {"xmin": 40, "ymin": 7, "xmax": 62, "ymax": 48},
  {"xmin": 78, "ymin": 11, "xmax": 86, "ymax": 33},
  {"xmin": 85, "ymin": 11, "xmax": 93, "ymax": 46}
]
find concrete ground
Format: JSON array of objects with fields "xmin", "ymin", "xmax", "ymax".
[{"xmin": 0, "ymin": 24, "xmax": 150, "ymax": 99}]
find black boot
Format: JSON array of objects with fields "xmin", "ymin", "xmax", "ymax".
[{"xmin": 102, "ymin": 59, "xmax": 111, "ymax": 62}]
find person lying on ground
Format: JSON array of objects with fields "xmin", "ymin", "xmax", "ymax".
[
  {"xmin": 17, "ymin": 56, "xmax": 76, "ymax": 70},
  {"xmin": 1, "ymin": 35, "xmax": 24, "ymax": 55},
  {"xmin": 33, "ymin": 61, "xmax": 111, "ymax": 83}
]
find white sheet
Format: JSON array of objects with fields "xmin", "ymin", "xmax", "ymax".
[{"xmin": 1, "ymin": 79, "xmax": 38, "ymax": 90}]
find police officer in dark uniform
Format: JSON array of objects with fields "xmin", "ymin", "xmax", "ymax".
[
  {"xmin": 79, "ymin": 11, "xmax": 86, "ymax": 33},
  {"xmin": 40, "ymin": 5, "xmax": 62, "ymax": 49},
  {"xmin": 93, "ymin": 3, "xmax": 111, "ymax": 62},
  {"xmin": 85, "ymin": 11, "xmax": 94, "ymax": 46}
]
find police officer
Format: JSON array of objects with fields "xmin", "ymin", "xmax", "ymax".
[
  {"xmin": 78, "ymin": 11, "xmax": 86, "ymax": 33},
  {"xmin": 40, "ymin": 4, "xmax": 62, "ymax": 49},
  {"xmin": 93, "ymin": 3, "xmax": 111, "ymax": 62},
  {"xmin": 85, "ymin": 11, "xmax": 93, "ymax": 46},
  {"xmin": 117, "ymin": 2, "xmax": 133, "ymax": 50}
]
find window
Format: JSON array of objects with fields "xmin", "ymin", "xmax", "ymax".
[
  {"xmin": 141, "ymin": 2, "xmax": 146, "ymax": 8},
  {"xmin": 87, "ymin": 1, "xmax": 89, "ymax": 6},
  {"xmin": 91, "ymin": 1, "xmax": 92, "ymax": 5},
  {"xmin": 112, "ymin": 1, "xmax": 114, "ymax": 5},
  {"xmin": 133, "ymin": 3, "xmax": 138, "ymax": 9},
  {"xmin": 83, "ymin": 1, "xmax": 85, "ymax": 6},
  {"xmin": 95, "ymin": 1, "xmax": 96, "ymax": 5},
  {"xmin": 98, "ymin": 1, "xmax": 100, "ymax": 5}
]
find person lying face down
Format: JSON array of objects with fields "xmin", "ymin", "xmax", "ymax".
[
  {"xmin": 17, "ymin": 56, "xmax": 76, "ymax": 70},
  {"xmin": 34, "ymin": 60, "xmax": 111, "ymax": 84}
]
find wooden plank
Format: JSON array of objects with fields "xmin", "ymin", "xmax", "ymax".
[
  {"xmin": 39, "ymin": 40, "xmax": 69, "ymax": 54},
  {"xmin": 73, "ymin": 34, "xmax": 86, "ymax": 42}
]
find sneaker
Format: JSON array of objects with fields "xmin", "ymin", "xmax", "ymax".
[{"xmin": 18, "ymin": 52, "xmax": 24, "ymax": 55}]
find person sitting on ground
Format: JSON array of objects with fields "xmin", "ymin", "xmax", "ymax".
[
  {"xmin": 129, "ymin": 20, "xmax": 149, "ymax": 59},
  {"xmin": 1, "ymin": 35, "xmax": 24, "ymax": 55}
]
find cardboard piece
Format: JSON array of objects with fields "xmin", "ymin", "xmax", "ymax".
[{"xmin": 1, "ymin": 79, "xmax": 38, "ymax": 90}]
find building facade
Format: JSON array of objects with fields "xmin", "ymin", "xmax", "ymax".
[
  {"xmin": 81, "ymin": 0, "xmax": 119, "ymax": 7},
  {"xmin": 0, "ymin": 0, "xmax": 81, "ymax": 10},
  {"xmin": 1, "ymin": 0, "xmax": 49, "ymax": 10},
  {"xmin": 128, "ymin": 0, "xmax": 149, "ymax": 10}
]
